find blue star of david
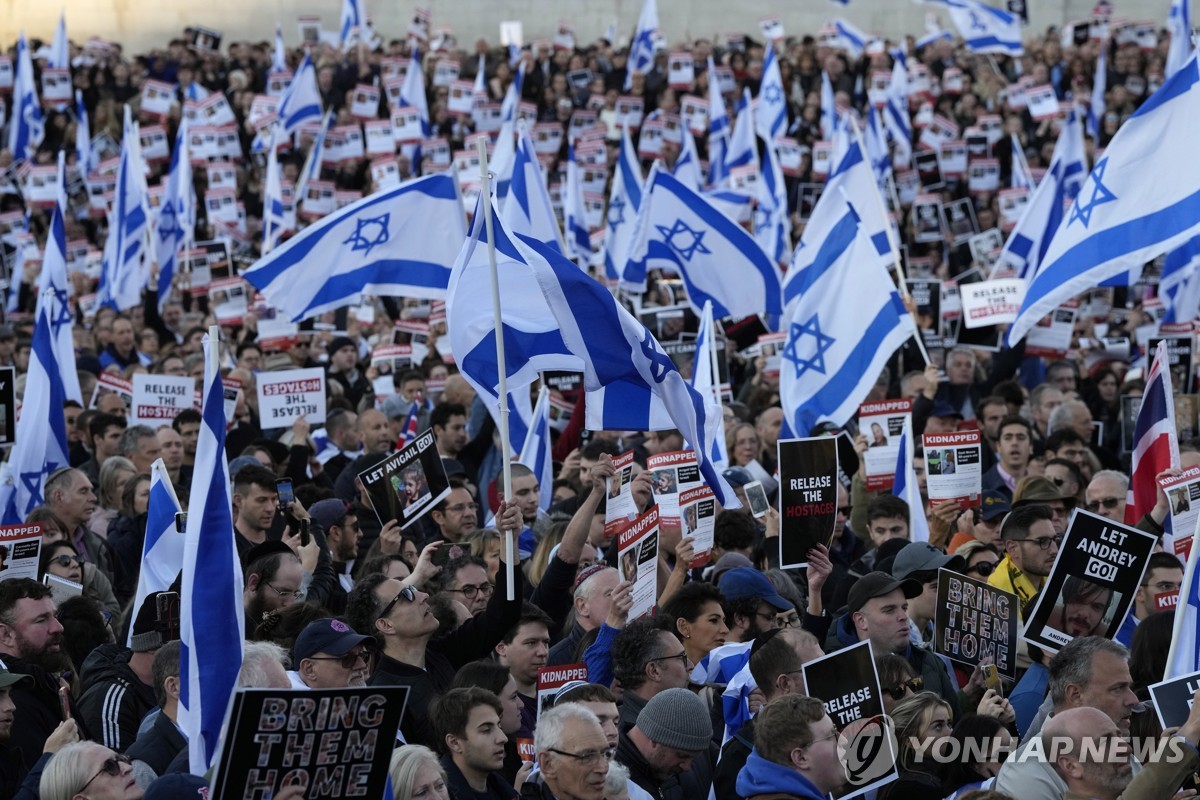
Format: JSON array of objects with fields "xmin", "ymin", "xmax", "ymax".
[
  {"xmin": 639, "ymin": 328, "xmax": 676, "ymax": 384},
  {"xmin": 655, "ymin": 219, "xmax": 711, "ymax": 261},
  {"xmin": 763, "ymin": 84, "xmax": 784, "ymax": 105},
  {"xmin": 783, "ymin": 314, "xmax": 836, "ymax": 380},
  {"xmin": 21, "ymin": 465, "xmax": 57, "ymax": 513},
  {"xmin": 157, "ymin": 201, "xmax": 179, "ymax": 244},
  {"xmin": 343, "ymin": 212, "xmax": 391, "ymax": 257},
  {"xmin": 50, "ymin": 288, "xmax": 72, "ymax": 333},
  {"xmin": 607, "ymin": 197, "xmax": 627, "ymax": 230},
  {"xmin": 968, "ymin": 11, "xmax": 988, "ymax": 32},
  {"xmin": 754, "ymin": 205, "xmax": 771, "ymax": 233},
  {"xmin": 1068, "ymin": 158, "xmax": 1117, "ymax": 229}
]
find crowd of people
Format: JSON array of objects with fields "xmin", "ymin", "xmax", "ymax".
[{"xmin": 0, "ymin": 5, "xmax": 1196, "ymax": 800}]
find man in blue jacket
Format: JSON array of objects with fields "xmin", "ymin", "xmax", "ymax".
[{"xmin": 736, "ymin": 695, "xmax": 848, "ymax": 800}]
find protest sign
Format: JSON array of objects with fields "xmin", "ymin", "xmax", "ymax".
[
  {"xmin": 680, "ymin": 486, "xmax": 716, "ymax": 567},
  {"xmin": 1024, "ymin": 303, "xmax": 1078, "ymax": 359},
  {"xmin": 857, "ymin": 399, "xmax": 912, "ymax": 491},
  {"xmin": 44, "ymin": 574, "xmax": 83, "ymax": 604},
  {"xmin": 960, "ymin": 279, "xmax": 1026, "ymax": 329},
  {"xmin": 1148, "ymin": 669, "xmax": 1200, "ymax": 730},
  {"xmin": 618, "ymin": 505, "xmax": 661, "ymax": 620},
  {"xmin": 646, "ymin": 450, "xmax": 700, "ymax": 526},
  {"xmin": 923, "ymin": 430, "xmax": 982, "ymax": 509},
  {"xmin": 1022, "ymin": 510, "xmax": 1156, "ymax": 651},
  {"xmin": 257, "ymin": 368, "xmax": 327, "ymax": 428},
  {"xmin": 132, "ymin": 374, "xmax": 195, "ymax": 427},
  {"xmin": 536, "ymin": 664, "xmax": 588, "ymax": 721},
  {"xmin": 1149, "ymin": 323, "xmax": 1197, "ymax": 393},
  {"xmin": 0, "ymin": 366, "xmax": 14, "ymax": 445},
  {"xmin": 1161, "ymin": 467, "xmax": 1200, "ymax": 551},
  {"xmin": 802, "ymin": 640, "xmax": 897, "ymax": 799},
  {"xmin": 604, "ymin": 451, "xmax": 640, "ymax": 539},
  {"xmin": 777, "ymin": 437, "xmax": 839, "ymax": 569},
  {"xmin": 211, "ymin": 686, "xmax": 406, "ymax": 799},
  {"xmin": 934, "ymin": 569, "xmax": 1019, "ymax": 679},
  {"xmin": 0, "ymin": 523, "xmax": 42, "ymax": 581},
  {"xmin": 358, "ymin": 429, "xmax": 450, "ymax": 529},
  {"xmin": 90, "ymin": 372, "xmax": 134, "ymax": 413}
]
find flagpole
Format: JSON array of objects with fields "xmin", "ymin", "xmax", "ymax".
[
  {"xmin": 1166, "ymin": 512, "xmax": 1200, "ymax": 678},
  {"xmin": 847, "ymin": 115, "xmax": 931, "ymax": 366},
  {"xmin": 476, "ymin": 136, "xmax": 516, "ymax": 601}
]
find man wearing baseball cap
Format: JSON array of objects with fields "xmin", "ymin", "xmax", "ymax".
[
  {"xmin": 289, "ymin": 618, "xmax": 374, "ymax": 690},
  {"xmin": 718, "ymin": 567, "xmax": 795, "ymax": 643},
  {"xmin": 616, "ymin": 687, "xmax": 715, "ymax": 800},
  {"xmin": 0, "ymin": 663, "xmax": 78, "ymax": 797}
]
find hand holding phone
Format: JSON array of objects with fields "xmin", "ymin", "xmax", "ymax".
[
  {"xmin": 276, "ymin": 479, "xmax": 295, "ymax": 506},
  {"xmin": 744, "ymin": 481, "xmax": 770, "ymax": 518},
  {"xmin": 981, "ymin": 664, "xmax": 1003, "ymax": 697}
]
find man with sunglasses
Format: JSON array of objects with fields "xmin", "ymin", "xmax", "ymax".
[
  {"xmin": 1084, "ymin": 471, "xmax": 1128, "ymax": 524},
  {"xmin": 289, "ymin": 618, "xmax": 374, "ymax": 690}
]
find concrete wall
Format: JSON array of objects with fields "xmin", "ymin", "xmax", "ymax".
[{"xmin": 0, "ymin": 0, "xmax": 1165, "ymax": 55}]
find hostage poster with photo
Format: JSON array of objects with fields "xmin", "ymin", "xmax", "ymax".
[
  {"xmin": 646, "ymin": 450, "xmax": 700, "ymax": 526},
  {"xmin": 1022, "ymin": 510, "xmax": 1156, "ymax": 651},
  {"xmin": 604, "ymin": 451, "xmax": 640, "ymax": 539},
  {"xmin": 923, "ymin": 430, "xmax": 983, "ymax": 508},
  {"xmin": 358, "ymin": 430, "xmax": 450, "ymax": 529},
  {"xmin": 857, "ymin": 399, "xmax": 913, "ymax": 491},
  {"xmin": 777, "ymin": 437, "xmax": 839, "ymax": 569},
  {"xmin": 257, "ymin": 368, "xmax": 327, "ymax": 428},
  {"xmin": 1160, "ymin": 467, "xmax": 1200, "ymax": 552},
  {"xmin": 0, "ymin": 523, "xmax": 42, "ymax": 582},
  {"xmin": 618, "ymin": 505, "xmax": 661, "ymax": 620},
  {"xmin": 680, "ymin": 486, "xmax": 716, "ymax": 567}
]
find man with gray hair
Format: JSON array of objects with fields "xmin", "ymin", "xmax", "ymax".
[
  {"xmin": 993, "ymin": 636, "xmax": 1141, "ymax": 800},
  {"xmin": 548, "ymin": 566, "xmax": 619, "ymax": 667},
  {"xmin": 117, "ymin": 424, "xmax": 162, "ymax": 473},
  {"xmin": 616, "ymin": 687, "xmax": 715, "ymax": 800},
  {"xmin": 1085, "ymin": 470, "xmax": 1128, "ymax": 523},
  {"xmin": 1047, "ymin": 400, "xmax": 1094, "ymax": 442},
  {"xmin": 531, "ymin": 703, "xmax": 610, "ymax": 800}
]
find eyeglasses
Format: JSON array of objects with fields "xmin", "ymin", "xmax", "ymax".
[
  {"xmin": 883, "ymin": 677, "xmax": 924, "ymax": 700},
  {"xmin": 306, "ymin": 648, "xmax": 371, "ymax": 669},
  {"xmin": 805, "ymin": 730, "xmax": 840, "ymax": 747},
  {"xmin": 378, "ymin": 584, "xmax": 419, "ymax": 619},
  {"xmin": 79, "ymin": 754, "xmax": 131, "ymax": 793},
  {"xmin": 265, "ymin": 582, "xmax": 305, "ymax": 601},
  {"xmin": 548, "ymin": 747, "xmax": 616, "ymax": 766},
  {"xmin": 1086, "ymin": 497, "xmax": 1122, "ymax": 512},
  {"xmin": 967, "ymin": 561, "xmax": 997, "ymax": 578},
  {"xmin": 1017, "ymin": 535, "xmax": 1062, "ymax": 551},
  {"xmin": 647, "ymin": 652, "xmax": 689, "ymax": 669},
  {"xmin": 775, "ymin": 613, "xmax": 802, "ymax": 629},
  {"xmin": 837, "ymin": 506, "xmax": 852, "ymax": 517},
  {"xmin": 447, "ymin": 582, "xmax": 494, "ymax": 600},
  {"xmin": 446, "ymin": 502, "xmax": 478, "ymax": 513},
  {"xmin": 50, "ymin": 555, "xmax": 84, "ymax": 568}
]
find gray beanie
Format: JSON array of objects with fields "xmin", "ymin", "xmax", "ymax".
[{"xmin": 636, "ymin": 688, "xmax": 712, "ymax": 751}]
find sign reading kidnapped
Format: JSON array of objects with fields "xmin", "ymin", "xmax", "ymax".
[
  {"xmin": 212, "ymin": 686, "xmax": 407, "ymax": 799},
  {"xmin": 934, "ymin": 569, "xmax": 1018, "ymax": 679}
]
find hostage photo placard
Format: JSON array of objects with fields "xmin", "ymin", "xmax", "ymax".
[
  {"xmin": 1160, "ymin": 466, "xmax": 1200, "ymax": 551},
  {"xmin": 857, "ymin": 399, "xmax": 913, "ymax": 491},
  {"xmin": 358, "ymin": 430, "xmax": 450, "ymax": 530},
  {"xmin": 934, "ymin": 569, "xmax": 1019, "ymax": 679},
  {"xmin": 132, "ymin": 374, "xmax": 195, "ymax": 427},
  {"xmin": 646, "ymin": 450, "xmax": 700, "ymax": 526},
  {"xmin": 0, "ymin": 523, "xmax": 42, "ymax": 582},
  {"xmin": 923, "ymin": 430, "xmax": 982, "ymax": 508},
  {"xmin": 618, "ymin": 504, "xmax": 661, "ymax": 620},
  {"xmin": 777, "ymin": 437, "xmax": 839, "ymax": 569},
  {"xmin": 680, "ymin": 485, "xmax": 716, "ymax": 567},
  {"xmin": 537, "ymin": 663, "xmax": 588, "ymax": 721},
  {"xmin": 1022, "ymin": 510, "xmax": 1157, "ymax": 651},
  {"xmin": 257, "ymin": 368, "xmax": 327, "ymax": 428},
  {"xmin": 212, "ymin": 686, "xmax": 407, "ymax": 799},
  {"xmin": 604, "ymin": 450, "xmax": 639, "ymax": 539}
]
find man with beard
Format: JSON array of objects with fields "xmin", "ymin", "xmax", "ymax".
[
  {"xmin": 232, "ymin": 465, "xmax": 283, "ymax": 558},
  {"xmin": 289, "ymin": 619, "xmax": 374, "ymax": 690},
  {"xmin": 0, "ymin": 580, "xmax": 74, "ymax": 771},
  {"xmin": 989, "ymin": 504, "xmax": 1060, "ymax": 616},
  {"xmin": 717, "ymin": 568, "xmax": 795, "ymax": 643},
  {"xmin": 1045, "ymin": 577, "xmax": 1113, "ymax": 640},
  {"xmin": 0, "ymin": 664, "xmax": 78, "ymax": 797},
  {"xmin": 243, "ymin": 543, "xmax": 305, "ymax": 633}
]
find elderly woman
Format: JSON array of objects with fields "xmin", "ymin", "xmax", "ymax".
[
  {"xmin": 39, "ymin": 742, "xmax": 143, "ymax": 800},
  {"xmin": 389, "ymin": 745, "xmax": 450, "ymax": 800}
]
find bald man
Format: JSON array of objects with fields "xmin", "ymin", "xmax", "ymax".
[{"xmin": 1048, "ymin": 697, "xmax": 1200, "ymax": 800}]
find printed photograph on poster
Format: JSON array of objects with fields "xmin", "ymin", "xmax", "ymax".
[
  {"xmin": 911, "ymin": 195, "xmax": 944, "ymax": 243},
  {"xmin": 680, "ymin": 485, "xmax": 716, "ymax": 567},
  {"xmin": 1021, "ymin": 510, "xmax": 1156, "ymax": 652},
  {"xmin": 358, "ymin": 430, "xmax": 451, "ymax": 529},
  {"xmin": 777, "ymin": 437, "xmax": 839, "ymax": 569},
  {"xmin": 536, "ymin": 664, "xmax": 588, "ymax": 722},
  {"xmin": 618, "ymin": 505, "xmax": 661, "ymax": 620},
  {"xmin": 941, "ymin": 198, "xmax": 979, "ymax": 245},
  {"xmin": 1160, "ymin": 467, "xmax": 1200, "ymax": 543},
  {"xmin": 256, "ymin": 367, "xmax": 327, "ymax": 428},
  {"xmin": 647, "ymin": 450, "xmax": 700, "ymax": 526},
  {"xmin": 604, "ymin": 451, "xmax": 639, "ymax": 539},
  {"xmin": 0, "ymin": 523, "xmax": 43, "ymax": 581},
  {"xmin": 0, "ymin": 366, "xmax": 15, "ymax": 445},
  {"xmin": 90, "ymin": 372, "xmax": 134, "ymax": 412},
  {"xmin": 211, "ymin": 686, "xmax": 407, "ymax": 799},
  {"xmin": 1024, "ymin": 305, "xmax": 1077, "ymax": 359},
  {"xmin": 801, "ymin": 640, "xmax": 898, "ymax": 799},
  {"xmin": 923, "ymin": 430, "xmax": 982, "ymax": 508},
  {"xmin": 1148, "ymin": 325, "xmax": 1197, "ymax": 394},
  {"xmin": 857, "ymin": 399, "xmax": 913, "ymax": 491},
  {"xmin": 934, "ymin": 569, "xmax": 1019, "ymax": 679}
]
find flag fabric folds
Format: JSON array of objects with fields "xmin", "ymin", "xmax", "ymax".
[
  {"xmin": 1167, "ymin": 0, "xmax": 1194, "ymax": 79},
  {"xmin": 756, "ymin": 45, "xmax": 787, "ymax": 142},
  {"xmin": 49, "ymin": 14, "xmax": 70, "ymax": 70},
  {"xmin": 918, "ymin": 0, "xmax": 1024, "ymax": 56},
  {"xmin": 563, "ymin": 147, "xmax": 592, "ymax": 263},
  {"xmin": 602, "ymin": 126, "xmax": 644, "ymax": 281},
  {"xmin": 690, "ymin": 301, "xmax": 730, "ymax": 470},
  {"xmin": 179, "ymin": 330, "xmax": 244, "ymax": 775},
  {"xmin": 1009, "ymin": 55, "xmax": 1200, "ymax": 344},
  {"xmin": 74, "ymin": 90, "xmax": 94, "ymax": 182},
  {"xmin": 37, "ymin": 154, "xmax": 83, "ymax": 405},
  {"xmin": 9, "ymin": 34, "xmax": 44, "ymax": 162},
  {"xmin": 502, "ymin": 128, "xmax": 564, "ymax": 253},
  {"xmin": 626, "ymin": 0, "xmax": 659, "ymax": 90},
  {"xmin": 155, "ymin": 118, "xmax": 194, "ymax": 310},
  {"xmin": 244, "ymin": 172, "xmax": 465, "ymax": 322},
  {"xmin": 262, "ymin": 130, "xmax": 287, "ymax": 255},
  {"xmin": 340, "ymin": 0, "xmax": 368, "ymax": 50},
  {"xmin": 1127, "ymin": 342, "xmax": 1180, "ymax": 526},
  {"xmin": 1161, "ymin": 236, "xmax": 1200, "ymax": 324},
  {"xmin": 1166, "ymin": 509, "xmax": 1200, "ymax": 679},
  {"xmin": 707, "ymin": 57, "xmax": 731, "ymax": 187},
  {"xmin": 128, "ymin": 459, "xmax": 184, "ymax": 646},
  {"xmin": 519, "ymin": 387, "xmax": 554, "ymax": 514},
  {"xmin": 1088, "ymin": 43, "xmax": 1108, "ymax": 139},
  {"xmin": 97, "ymin": 106, "xmax": 149, "ymax": 311},
  {"xmin": 277, "ymin": 54, "xmax": 323, "ymax": 136},
  {"xmin": 892, "ymin": 421, "xmax": 930, "ymax": 543}
]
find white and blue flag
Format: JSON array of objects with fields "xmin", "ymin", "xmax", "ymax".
[
  {"xmin": 97, "ymin": 106, "xmax": 149, "ymax": 311},
  {"xmin": 128, "ymin": 459, "xmax": 184, "ymax": 647},
  {"xmin": 37, "ymin": 154, "xmax": 83, "ymax": 405},
  {"xmin": 1010, "ymin": 134, "xmax": 1036, "ymax": 190},
  {"xmin": 502, "ymin": 128, "xmax": 564, "ymax": 253},
  {"xmin": 707, "ymin": 57, "xmax": 730, "ymax": 187},
  {"xmin": 295, "ymin": 111, "xmax": 331, "ymax": 204},
  {"xmin": 626, "ymin": 0, "xmax": 659, "ymax": 90},
  {"xmin": 820, "ymin": 70, "xmax": 837, "ymax": 141},
  {"xmin": 262, "ymin": 130, "xmax": 287, "ymax": 255},
  {"xmin": 339, "ymin": 0, "xmax": 368, "ymax": 50},
  {"xmin": 673, "ymin": 126, "xmax": 704, "ymax": 192},
  {"xmin": 918, "ymin": 0, "xmax": 1024, "ymax": 56},
  {"xmin": 997, "ymin": 108, "xmax": 1085, "ymax": 280},
  {"xmin": 244, "ymin": 172, "xmax": 466, "ymax": 322},
  {"xmin": 519, "ymin": 386, "xmax": 554, "ymax": 513},
  {"xmin": 830, "ymin": 18, "xmax": 868, "ymax": 58},
  {"xmin": 1161, "ymin": 236, "xmax": 1200, "ymax": 324},
  {"xmin": 1167, "ymin": 0, "xmax": 1194, "ymax": 80},
  {"xmin": 155, "ymin": 118, "xmax": 194, "ymax": 310},
  {"xmin": 884, "ymin": 53, "xmax": 912, "ymax": 167},
  {"xmin": 623, "ymin": 169, "xmax": 783, "ymax": 324},
  {"xmin": 564, "ymin": 147, "xmax": 592, "ymax": 263},
  {"xmin": 723, "ymin": 89, "xmax": 758, "ymax": 177},
  {"xmin": 1010, "ymin": 55, "xmax": 1200, "ymax": 345},
  {"xmin": 75, "ymin": 90, "xmax": 94, "ymax": 183},
  {"xmin": 1088, "ymin": 44, "xmax": 1108, "ymax": 140},
  {"xmin": 756, "ymin": 45, "xmax": 787, "ymax": 142},
  {"xmin": 756, "ymin": 136, "xmax": 792, "ymax": 267},
  {"xmin": 602, "ymin": 125, "xmax": 644, "ymax": 281},
  {"xmin": 864, "ymin": 104, "xmax": 892, "ymax": 188},
  {"xmin": 892, "ymin": 420, "xmax": 929, "ymax": 543},
  {"xmin": 277, "ymin": 54, "xmax": 323, "ymax": 136},
  {"xmin": 691, "ymin": 301, "xmax": 730, "ymax": 469},
  {"xmin": 400, "ymin": 49, "xmax": 432, "ymax": 168},
  {"xmin": 49, "ymin": 14, "xmax": 70, "ymax": 70},
  {"xmin": 179, "ymin": 330, "xmax": 244, "ymax": 775},
  {"xmin": 500, "ymin": 60, "xmax": 526, "ymax": 124},
  {"xmin": 9, "ymin": 34, "xmax": 44, "ymax": 162}
]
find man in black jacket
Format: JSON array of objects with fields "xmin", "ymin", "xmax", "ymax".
[
  {"xmin": 434, "ymin": 688, "xmax": 518, "ymax": 800},
  {"xmin": 615, "ymin": 688, "xmax": 716, "ymax": 800},
  {"xmin": 126, "ymin": 641, "xmax": 185, "ymax": 778}
]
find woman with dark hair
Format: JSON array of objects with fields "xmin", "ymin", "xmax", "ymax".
[
  {"xmin": 940, "ymin": 714, "xmax": 1016, "ymax": 798},
  {"xmin": 660, "ymin": 582, "xmax": 730, "ymax": 667},
  {"xmin": 451, "ymin": 660, "xmax": 525, "ymax": 784},
  {"xmin": 876, "ymin": 654, "xmax": 923, "ymax": 716},
  {"xmin": 39, "ymin": 539, "xmax": 121, "ymax": 617},
  {"xmin": 106, "ymin": 473, "xmax": 154, "ymax": 604},
  {"xmin": 1130, "ymin": 610, "xmax": 1175, "ymax": 741}
]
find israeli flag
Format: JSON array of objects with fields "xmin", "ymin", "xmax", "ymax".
[
  {"xmin": 724, "ymin": 89, "xmax": 758, "ymax": 176},
  {"xmin": 708, "ymin": 57, "xmax": 731, "ymax": 187},
  {"xmin": 997, "ymin": 108, "xmax": 1085, "ymax": 280},
  {"xmin": 519, "ymin": 387, "xmax": 554, "ymax": 513},
  {"xmin": 781, "ymin": 157, "xmax": 915, "ymax": 437},
  {"xmin": 821, "ymin": 70, "xmax": 837, "ymax": 141},
  {"xmin": 37, "ymin": 154, "xmax": 83, "ymax": 405},
  {"xmin": 756, "ymin": 136, "xmax": 792, "ymax": 267},
  {"xmin": 1009, "ymin": 55, "xmax": 1200, "ymax": 345},
  {"xmin": 864, "ymin": 104, "xmax": 892, "ymax": 188},
  {"xmin": 602, "ymin": 126, "xmax": 644, "ymax": 281},
  {"xmin": 339, "ymin": 0, "xmax": 368, "ymax": 50},
  {"xmin": 891, "ymin": 421, "xmax": 929, "ymax": 543},
  {"xmin": 918, "ymin": 0, "xmax": 1024, "ymax": 56},
  {"xmin": 691, "ymin": 301, "xmax": 730, "ymax": 470},
  {"xmin": 48, "ymin": 14, "xmax": 70, "ymax": 70},
  {"xmin": 1167, "ymin": 0, "xmax": 1194, "ymax": 80},
  {"xmin": 623, "ymin": 169, "xmax": 783, "ymax": 324},
  {"xmin": 691, "ymin": 640, "xmax": 752, "ymax": 685},
  {"xmin": 97, "ymin": 106, "xmax": 149, "ymax": 311},
  {"xmin": 884, "ymin": 54, "xmax": 912, "ymax": 167},
  {"xmin": 491, "ymin": 122, "xmax": 517, "ymax": 201},
  {"xmin": 295, "ymin": 111, "xmax": 331, "ymax": 204},
  {"xmin": 262, "ymin": 131, "xmax": 287, "ymax": 255},
  {"xmin": 564, "ymin": 147, "xmax": 592, "ymax": 263},
  {"xmin": 831, "ymin": 18, "xmax": 868, "ymax": 58},
  {"xmin": 179, "ymin": 330, "xmax": 244, "ymax": 775},
  {"xmin": 277, "ymin": 54, "xmax": 323, "ymax": 136},
  {"xmin": 9, "ymin": 34, "xmax": 44, "ymax": 162},
  {"xmin": 1010, "ymin": 134, "xmax": 1036, "ymax": 190},
  {"xmin": 1088, "ymin": 44, "xmax": 1107, "ymax": 140},
  {"xmin": 0, "ymin": 289, "xmax": 70, "ymax": 524},
  {"xmin": 756, "ymin": 46, "xmax": 788, "ymax": 142},
  {"xmin": 503, "ymin": 128, "xmax": 564, "ymax": 253},
  {"xmin": 128, "ymin": 460, "xmax": 184, "ymax": 646},
  {"xmin": 272, "ymin": 23, "xmax": 287, "ymax": 71},
  {"xmin": 626, "ymin": 0, "xmax": 659, "ymax": 90},
  {"xmin": 673, "ymin": 126, "xmax": 704, "ymax": 192},
  {"xmin": 244, "ymin": 172, "xmax": 465, "ymax": 322},
  {"xmin": 74, "ymin": 91, "xmax": 94, "ymax": 183},
  {"xmin": 155, "ymin": 118, "xmax": 194, "ymax": 311},
  {"xmin": 1161, "ymin": 236, "xmax": 1200, "ymax": 324},
  {"xmin": 500, "ymin": 61, "xmax": 526, "ymax": 124},
  {"xmin": 473, "ymin": 54, "xmax": 487, "ymax": 98}
]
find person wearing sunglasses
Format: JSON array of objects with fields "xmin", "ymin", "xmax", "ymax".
[
  {"xmin": 1084, "ymin": 471, "xmax": 1128, "ymax": 524},
  {"xmin": 954, "ymin": 541, "xmax": 1001, "ymax": 582},
  {"xmin": 37, "ymin": 742, "xmax": 142, "ymax": 800},
  {"xmin": 37, "ymin": 540, "xmax": 121, "ymax": 617},
  {"xmin": 290, "ymin": 618, "xmax": 375, "ymax": 690},
  {"xmin": 988, "ymin": 504, "xmax": 1059, "ymax": 618}
]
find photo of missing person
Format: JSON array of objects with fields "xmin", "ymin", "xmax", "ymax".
[
  {"xmin": 869, "ymin": 422, "xmax": 888, "ymax": 448},
  {"xmin": 621, "ymin": 549, "xmax": 638, "ymax": 583},
  {"xmin": 396, "ymin": 463, "xmax": 431, "ymax": 517},
  {"xmin": 652, "ymin": 469, "xmax": 677, "ymax": 496},
  {"xmin": 1171, "ymin": 487, "xmax": 1191, "ymax": 515},
  {"xmin": 683, "ymin": 503, "xmax": 698, "ymax": 537},
  {"xmin": 1045, "ymin": 576, "xmax": 1117, "ymax": 641}
]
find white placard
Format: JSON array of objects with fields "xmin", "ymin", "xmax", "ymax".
[
  {"xmin": 256, "ymin": 367, "xmax": 327, "ymax": 427},
  {"xmin": 132, "ymin": 374, "xmax": 195, "ymax": 427},
  {"xmin": 960, "ymin": 279, "xmax": 1027, "ymax": 329}
]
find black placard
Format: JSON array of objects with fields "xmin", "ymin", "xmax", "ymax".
[
  {"xmin": 358, "ymin": 430, "xmax": 451, "ymax": 529},
  {"xmin": 1148, "ymin": 669, "xmax": 1200, "ymax": 730},
  {"xmin": 777, "ymin": 437, "xmax": 838, "ymax": 569},
  {"xmin": 934, "ymin": 569, "xmax": 1019, "ymax": 679},
  {"xmin": 0, "ymin": 366, "xmax": 15, "ymax": 446}
]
